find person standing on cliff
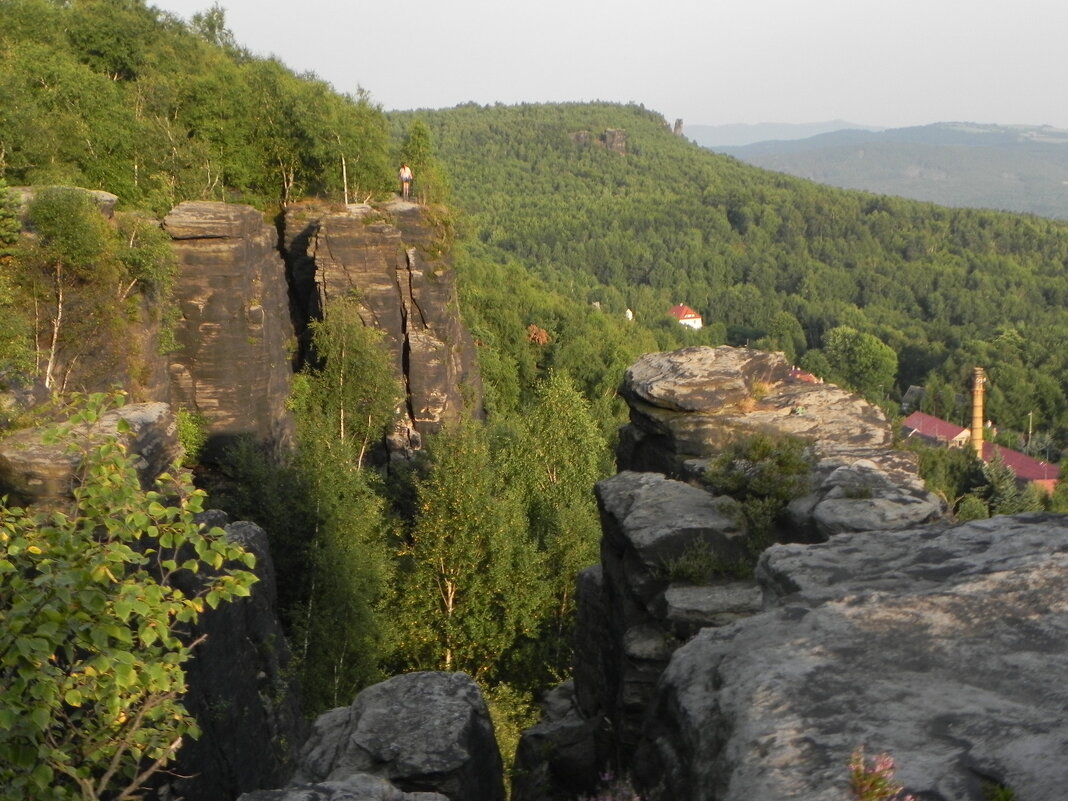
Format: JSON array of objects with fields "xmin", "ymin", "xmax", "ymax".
[{"xmin": 399, "ymin": 163, "xmax": 413, "ymax": 199}]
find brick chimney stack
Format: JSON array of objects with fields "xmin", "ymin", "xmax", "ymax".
[{"xmin": 971, "ymin": 367, "xmax": 986, "ymax": 458}]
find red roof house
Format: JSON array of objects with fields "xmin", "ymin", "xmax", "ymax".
[
  {"xmin": 902, "ymin": 411, "xmax": 971, "ymax": 448},
  {"xmin": 902, "ymin": 411, "xmax": 1060, "ymax": 494},
  {"xmin": 669, "ymin": 304, "xmax": 703, "ymax": 330},
  {"xmin": 981, "ymin": 443, "xmax": 1060, "ymax": 495}
]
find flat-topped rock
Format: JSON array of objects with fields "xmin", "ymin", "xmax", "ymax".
[{"xmin": 617, "ymin": 346, "xmax": 945, "ymax": 538}]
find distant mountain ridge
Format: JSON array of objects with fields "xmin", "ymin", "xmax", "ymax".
[
  {"xmin": 686, "ymin": 120, "xmax": 881, "ymax": 148},
  {"xmin": 713, "ymin": 122, "xmax": 1068, "ymax": 219}
]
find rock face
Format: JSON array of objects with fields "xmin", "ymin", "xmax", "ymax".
[
  {"xmin": 160, "ymin": 513, "xmax": 304, "ymax": 801},
  {"xmin": 284, "ymin": 200, "xmax": 481, "ymax": 458},
  {"xmin": 591, "ymin": 473, "xmax": 764, "ymax": 757},
  {"xmin": 163, "ymin": 201, "xmax": 294, "ymax": 454},
  {"xmin": 242, "ymin": 672, "xmax": 503, "ymax": 801},
  {"xmin": 639, "ymin": 514, "xmax": 1068, "ymax": 801},
  {"xmin": 618, "ymin": 346, "xmax": 944, "ymax": 538},
  {"xmin": 0, "ymin": 402, "xmax": 179, "ymax": 505},
  {"xmin": 515, "ymin": 346, "xmax": 976, "ymax": 801}
]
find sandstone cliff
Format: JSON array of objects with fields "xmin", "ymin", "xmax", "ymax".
[
  {"xmin": 283, "ymin": 199, "xmax": 481, "ymax": 457},
  {"xmin": 163, "ymin": 201, "xmax": 295, "ymax": 455}
]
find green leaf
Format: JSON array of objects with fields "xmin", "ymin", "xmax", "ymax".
[{"xmin": 29, "ymin": 705, "xmax": 49, "ymax": 733}]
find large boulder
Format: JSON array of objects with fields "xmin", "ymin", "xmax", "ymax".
[
  {"xmin": 638, "ymin": 513, "xmax": 1068, "ymax": 801},
  {"xmin": 617, "ymin": 347, "xmax": 944, "ymax": 538},
  {"xmin": 280, "ymin": 672, "xmax": 505, "ymax": 801},
  {"xmin": 163, "ymin": 201, "xmax": 294, "ymax": 455},
  {"xmin": 283, "ymin": 201, "xmax": 481, "ymax": 458}
]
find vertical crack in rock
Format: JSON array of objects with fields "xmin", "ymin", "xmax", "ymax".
[
  {"xmin": 282, "ymin": 201, "xmax": 482, "ymax": 458},
  {"xmin": 396, "ymin": 246, "xmax": 417, "ymax": 425}
]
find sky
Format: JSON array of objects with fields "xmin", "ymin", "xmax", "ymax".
[{"xmin": 149, "ymin": 0, "xmax": 1068, "ymax": 130}]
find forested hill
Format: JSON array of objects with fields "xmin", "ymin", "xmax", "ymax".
[
  {"xmin": 0, "ymin": 0, "xmax": 394, "ymax": 213},
  {"xmin": 401, "ymin": 102, "xmax": 1068, "ymax": 452}
]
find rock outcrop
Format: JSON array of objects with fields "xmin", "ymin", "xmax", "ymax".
[
  {"xmin": 618, "ymin": 347, "xmax": 944, "ymax": 538},
  {"xmin": 242, "ymin": 672, "xmax": 503, "ymax": 801},
  {"xmin": 639, "ymin": 514, "xmax": 1068, "ymax": 801},
  {"xmin": 284, "ymin": 200, "xmax": 480, "ymax": 458},
  {"xmin": 161, "ymin": 513, "xmax": 304, "ymax": 801},
  {"xmin": 163, "ymin": 201, "xmax": 294, "ymax": 455},
  {"xmin": 512, "ymin": 346, "xmax": 986, "ymax": 801},
  {"xmin": 0, "ymin": 402, "xmax": 179, "ymax": 506}
]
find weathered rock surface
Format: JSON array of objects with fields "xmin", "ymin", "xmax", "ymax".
[
  {"xmin": 639, "ymin": 514, "xmax": 1068, "ymax": 801},
  {"xmin": 161, "ymin": 514, "xmax": 304, "ymax": 801},
  {"xmin": 163, "ymin": 201, "xmax": 294, "ymax": 454},
  {"xmin": 0, "ymin": 402, "xmax": 179, "ymax": 505},
  {"xmin": 269, "ymin": 672, "xmax": 504, "ymax": 801},
  {"xmin": 617, "ymin": 346, "xmax": 944, "ymax": 538},
  {"xmin": 589, "ymin": 472, "xmax": 760, "ymax": 755},
  {"xmin": 512, "ymin": 682, "xmax": 604, "ymax": 801},
  {"xmin": 284, "ymin": 201, "xmax": 480, "ymax": 457}
]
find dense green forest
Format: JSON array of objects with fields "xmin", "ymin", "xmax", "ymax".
[
  {"xmin": 399, "ymin": 102, "xmax": 1068, "ymax": 456},
  {"xmin": 0, "ymin": 0, "xmax": 392, "ymax": 212},
  {"xmin": 2, "ymin": 1, "xmax": 1068, "ymax": 795}
]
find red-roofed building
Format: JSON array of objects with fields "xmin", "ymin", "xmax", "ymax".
[
  {"xmin": 669, "ymin": 304, "xmax": 703, "ymax": 330},
  {"xmin": 901, "ymin": 411, "xmax": 971, "ymax": 449},
  {"xmin": 981, "ymin": 443, "xmax": 1060, "ymax": 495},
  {"xmin": 902, "ymin": 411, "xmax": 1060, "ymax": 494}
]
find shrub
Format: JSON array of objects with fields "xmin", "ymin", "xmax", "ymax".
[
  {"xmin": 0, "ymin": 393, "xmax": 257, "ymax": 801},
  {"xmin": 175, "ymin": 407, "xmax": 210, "ymax": 467}
]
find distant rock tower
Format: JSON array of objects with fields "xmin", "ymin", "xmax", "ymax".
[
  {"xmin": 673, "ymin": 118, "xmax": 684, "ymax": 136},
  {"xmin": 602, "ymin": 129, "xmax": 627, "ymax": 154}
]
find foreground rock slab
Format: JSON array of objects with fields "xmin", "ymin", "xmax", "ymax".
[{"xmin": 639, "ymin": 513, "xmax": 1068, "ymax": 801}]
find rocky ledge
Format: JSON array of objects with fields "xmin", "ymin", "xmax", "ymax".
[
  {"xmin": 617, "ymin": 346, "xmax": 944, "ymax": 539},
  {"xmin": 0, "ymin": 402, "xmax": 179, "ymax": 505}
]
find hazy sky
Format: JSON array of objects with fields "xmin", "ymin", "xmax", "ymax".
[{"xmin": 150, "ymin": 0, "xmax": 1068, "ymax": 129}]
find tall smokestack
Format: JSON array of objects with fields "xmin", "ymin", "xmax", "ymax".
[{"xmin": 971, "ymin": 367, "xmax": 986, "ymax": 458}]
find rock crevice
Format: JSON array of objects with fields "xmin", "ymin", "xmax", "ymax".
[{"xmin": 283, "ymin": 201, "xmax": 481, "ymax": 458}]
